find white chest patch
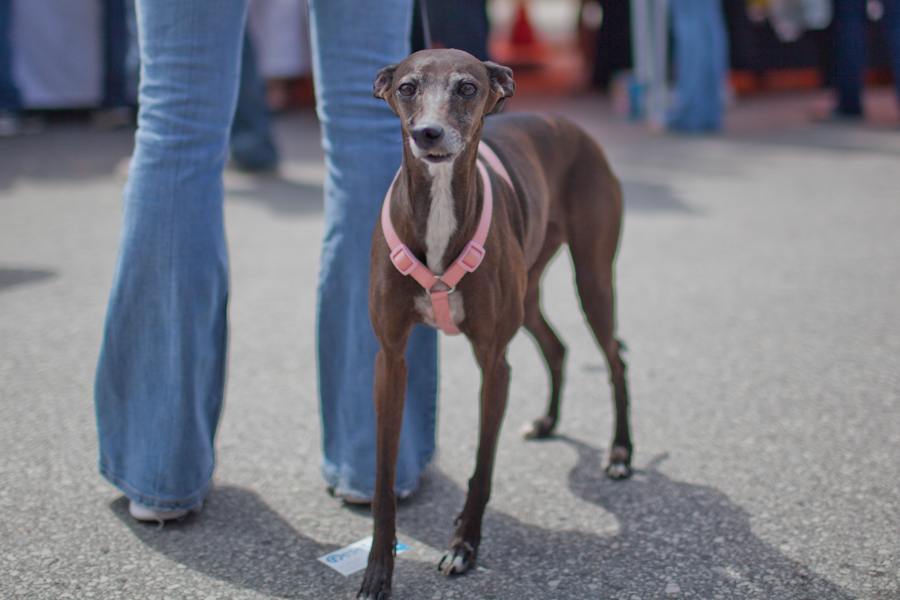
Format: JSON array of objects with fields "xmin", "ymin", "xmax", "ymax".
[
  {"xmin": 415, "ymin": 290, "xmax": 466, "ymax": 330},
  {"xmin": 424, "ymin": 160, "xmax": 457, "ymax": 272}
]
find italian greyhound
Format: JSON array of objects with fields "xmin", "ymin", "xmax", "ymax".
[{"xmin": 360, "ymin": 49, "xmax": 632, "ymax": 599}]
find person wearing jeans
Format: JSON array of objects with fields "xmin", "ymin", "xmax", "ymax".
[
  {"xmin": 95, "ymin": 0, "xmax": 437, "ymax": 520},
  {"xmin": 94, "ymin": 0, "xmax": 244, "ymax": 519}
]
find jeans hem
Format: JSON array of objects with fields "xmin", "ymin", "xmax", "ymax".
[
  {"xmin": 320, "ymin": 452, "xmax": 434, "ymax": 502},
  {"xmin": 99, "ymin": 464, "xmax": 212, "ymax": 511}
]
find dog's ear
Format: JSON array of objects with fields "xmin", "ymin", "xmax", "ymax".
[
  {"xmin": 373, "ymin": 64, "xmax": 399, "ymax": 100},
  {"xmin": 483, "ymin": 61, "xmax": 515, "ymax": 115}
]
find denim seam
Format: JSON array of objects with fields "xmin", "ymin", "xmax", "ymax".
[{"xmin": 158, "ymin": 1, "xmax": 194, "ymax": 479}]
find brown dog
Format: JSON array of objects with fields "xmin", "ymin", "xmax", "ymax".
[{"xmin": 360, "ymin": 49, "xmax": 632, "ymax": 599}]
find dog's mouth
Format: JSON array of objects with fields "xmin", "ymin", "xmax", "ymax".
[{"xmin": 424, "ymin": 152, "xmax": 454, "ymax": 163}]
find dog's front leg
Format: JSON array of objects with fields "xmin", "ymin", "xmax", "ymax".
[
  {"xmin": 440, "ymin": 347, "xmax": 511, "ymax": 576},
  {"xmin": 359, "ymin": 341, "xmax": 409, "ymax": 600}
]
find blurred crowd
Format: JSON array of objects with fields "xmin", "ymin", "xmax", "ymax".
[
  {"xmin": 0, "ymin": 0, "xmax": 316, "ymax": 141},
  {"xmin": 1, "ymin": 0, "xmax": 897, "ymax": 142},
  {"xmin": 583, "ymin": 0, "xmax": 899, "ymax": 129}
]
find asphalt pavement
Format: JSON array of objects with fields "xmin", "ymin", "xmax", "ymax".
[{"xmin": 1, "ymin": 88, "xmax": 899, "ymax": 600}]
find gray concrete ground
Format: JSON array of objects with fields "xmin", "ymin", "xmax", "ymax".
[{"xmin": 1, "ymin": 88, "xmax": 899, "ymax": 600}]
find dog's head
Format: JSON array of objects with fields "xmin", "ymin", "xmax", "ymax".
[{"xmin": 373, "ymin": 49, "xmax": 515, "ymax": 165}]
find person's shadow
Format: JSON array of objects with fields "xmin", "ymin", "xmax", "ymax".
[
  {"xmin": 112, "ymin": 487, "xmax": 341, "ymax": 598},
  {"xmin": 116, "ymin": 442, "xmax": 852, "ymax": 599},
  {"xmin": 0, "ymin": 268, "xmax": 56, "ymax": 292}
]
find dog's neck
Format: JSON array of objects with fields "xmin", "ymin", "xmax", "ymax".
[{"xmin": 399, "ymin": 138, "xmax": 483, "ymax": 273}]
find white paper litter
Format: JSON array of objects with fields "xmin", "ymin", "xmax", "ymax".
[{"xmin": 317, "ymin": 536, "xmax": 410, "ymax": 576}]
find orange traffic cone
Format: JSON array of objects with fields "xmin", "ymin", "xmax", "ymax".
[
  {"xmin": 511, "ymin": 3, "xmax": 537, "ymax": 47},
  {"xmin": 493, "ymin": 1, "xmax": 547, "ymax": 68}
]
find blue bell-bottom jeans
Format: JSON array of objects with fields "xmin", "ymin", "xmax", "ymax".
[
  {"xmin": 309, "ymin": 0, "xmax": 438, "ymax": 501},
  {"xmin": 95, "ymin": 0, "xmax": 437, "ymax": 511}
]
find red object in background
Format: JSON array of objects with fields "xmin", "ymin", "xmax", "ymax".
[
  {"xmin": 511, "ymin": 2, "xmax": 537, "ymax": 46},
  {"xmin": 491, "ymin": 0, "xmax": 551, "ymax": 70}
]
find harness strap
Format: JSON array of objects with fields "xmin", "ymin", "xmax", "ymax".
[
  {"xmin": 381, "ymin": 141, "xmax": 512, "ymax": 335},
  {"xmin": 430, "ymin": 289, "xmax": 455, "ymax": 334},
  {"xmin": 476, "ymin": 142, "xmax": 513, "ymax": 191}
]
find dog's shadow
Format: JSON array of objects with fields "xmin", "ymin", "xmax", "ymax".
[
  {"xmin": 389, "ymin": 437, "xmax": 851, "ymax": 599},
  {"xmin": 116, "ymin": 444, "xmax": 852, "ymax": 599}
]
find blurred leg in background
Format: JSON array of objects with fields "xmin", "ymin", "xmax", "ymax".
[
  {"xmin": 229, "ymin": 30, "xmax": 280, "ymax": 172},
  {"xmin": 95, "ymin": 0, "xmax": 135, "ymax": 129},
  {"xmin": 666, "ymin": 0, "xmax": 729, "ymax": 131},
  {"xmin": 590, "ymin": 0, "xmax": 633, "ymax": 90},
  {"xmin": 0, "ymin": 0, "xmax": 22, "ymax": 136},
  {"xmin": 885, "ymin": 0, "xmax": 900, "ymax": 108},
  {"xmin": 411, "ymin": 0, "xmax": 490, "ymax": 60},
  {"xmin": 833, "ymin": 0, "xmax": 867, "ymax": 116},
  {"xmin": 631, "ymin": 0, "xmax": 670, "ymax": 125},
  {"xmin": 830, "ymin": 0, "xmax": 900, "ymax": 116}
]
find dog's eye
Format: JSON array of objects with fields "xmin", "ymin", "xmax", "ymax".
[
  {"xmin": 398, "ymin": 83, "xmax": 416, "ymax": 97},
  {"xmin": 459, "ymin": 83, "xmax": 477, "ymax": 97}
]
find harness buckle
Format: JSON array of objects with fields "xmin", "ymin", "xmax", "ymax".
[
  {"xmin": 457, "ymin": 240, "xmax": 486, "ymax": 272},
  {"xmin": 390, "ymin": 244, "xmax": 419, "ymax": 276}
]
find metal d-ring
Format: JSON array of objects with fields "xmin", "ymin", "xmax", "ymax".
[{"xmin": 431, "ymin": 275, "xmax": 456, "ymax": 294}]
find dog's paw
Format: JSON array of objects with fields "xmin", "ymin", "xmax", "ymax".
[
  {"xmin": 605, "ymin": 445, "xmax": 633, "ymax": 480},
  {"xmin": 521, "ymin": 416, "xmax": 556, "ymax": 440},
  {"xmin": 438, "ymin": 540, "xmax": 475, "ymax": 576},
  {"xmin": 357, "ymin": 554, "xmax": 393, "ymax": 600}
]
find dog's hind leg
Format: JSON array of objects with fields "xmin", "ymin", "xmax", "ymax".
[
  {"xmin": 566, "ymin": 164, "xmax": 633, "ymax": 479},
  {"xmin": 521, "ymin": 224, "xmax": 568, "ymax": 439},
  {"xmin": 571, "ymin": 255, "xmax": 632, "ymax": 478}
]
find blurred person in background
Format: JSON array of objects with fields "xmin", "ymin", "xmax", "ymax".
[
  {"xmin": 832, "ymin": 0, "xmax": 900, "ymax": 118},
  {"xmin": 665, "ymin": 0, "xmax": 729, "ymax": 132},
  {"xmin": 95, "ymin": 0, "xmax": 436, "ymax": 521},
  {"xmin": 0, "ymin": 0, "xmax": 22, "ymax": 136},
  {"xmin": 586, "ymin": 0, "xmax": 633, "ymax": 91},
  {"xmin": 247, "ymin": 0, "xmax": 312, "ymax": 111},
  {"xmin": 229, "ymin": 29, "xmax": 280, "ymax": 171},
  {"xmin": 94, "ymin": 0, "xmax": 136, "ymax": 129},
  {"xmin": 410, "ymin": 0, "xmax": 490, "ymax": 60}
]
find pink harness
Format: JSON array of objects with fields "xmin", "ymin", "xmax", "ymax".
[{"xmin": 381, "ymin": 141, "xmax": 513, "ymax": 335}]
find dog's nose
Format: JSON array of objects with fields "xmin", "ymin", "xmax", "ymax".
[{"xmin": 411, "ymin": 124, "xmax": 444, "ymax": 149}]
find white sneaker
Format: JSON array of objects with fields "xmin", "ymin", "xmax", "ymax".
[{"xmin": 129, "ymin": 499, "xmax": 202, "ymax": 524}]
